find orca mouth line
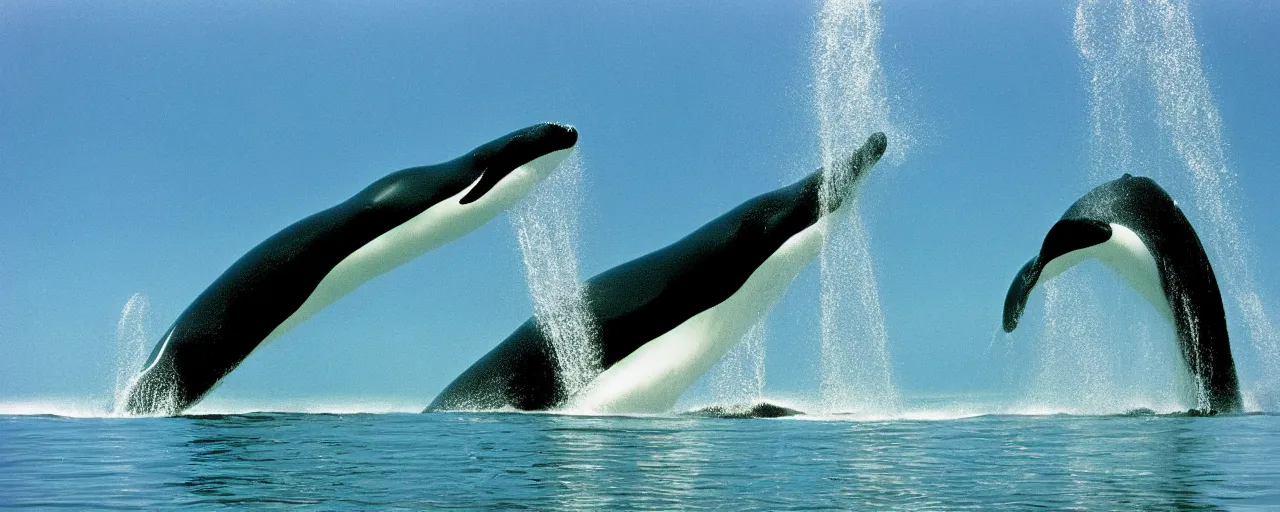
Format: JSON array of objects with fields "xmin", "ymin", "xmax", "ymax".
[{"xmin": 459, "ymin": 123, "xmax": 578, "ymax": 204}]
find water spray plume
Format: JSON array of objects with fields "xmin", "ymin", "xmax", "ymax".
[
  {"xmin": 1074, "ymin": 0, "xmax": 1280, "ymax": 410},
  {"xmin": 112, "ymin": 293, "xmax": 152, "ymax": 416},
  {"xmin": 510, "ymin": 150, "xmax": 602, "ymax": 404},
  {"xmin": 812, "ymin": 0, "xmax": 903, "ymax": 415}
]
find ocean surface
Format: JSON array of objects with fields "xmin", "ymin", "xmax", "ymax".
[{"xmin": 3, "ymin": 410, "xmax": 1278, "ymax": 510}]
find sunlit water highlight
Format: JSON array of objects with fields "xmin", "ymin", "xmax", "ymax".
[
  {"xmin": 1072, "ymin": 0, "xmax": 1280, "ymax": 409},
  {"xmin": 510, "ymin": 151, "xmax": 601, "ymax": 402}
]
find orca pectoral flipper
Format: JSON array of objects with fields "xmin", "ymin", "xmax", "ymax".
[
  {"xmin": 1003, "ymin": 218, "xmax": 1113, "ymax": 332},
  {"xmin": 1003, "ymin": 256, "xmax": 1042, "ymax": 333}
]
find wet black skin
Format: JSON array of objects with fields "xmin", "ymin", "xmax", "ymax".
[
  {"xmin": 685, "ymin": 402, "xmax": 805, "ymax": 419},
  {"xmin": 426, "ymin": 132, "xmax": 888, "ymax": 412},
  {"xmin": 124, "ymin": 123, "xmax": 578, "ymax": 415},
  {"xmin": 1003, "ymin": 174, "xmax": 1240, "ymax": 413}
]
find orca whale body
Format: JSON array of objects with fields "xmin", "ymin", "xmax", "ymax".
[
  {"xmin": 427, "ymin": 132, "xmax": 888, "ymax": 414},
  {"xmin": 123, "ymin": 123, "xmax": 579, "ymax": 415},
  {"xmin": 685, "ymin": 403, "xmax": 804, "ymax": 419},
  {"xmin": 1002, "ymin": 174, "xmax": 1241, "ymax": 413}
]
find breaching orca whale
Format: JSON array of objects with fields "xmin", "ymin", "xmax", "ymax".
[
  {"xmin": 427, "ymin": 132, "xmax": 888, "ymax": 413},
  {"xmin": 1002, "ymin": 174, "xmax": 1241, "ymax": 413},
  {"xmin": 123, "ymin": 123, "xmax": 579, "ymax": 415}
]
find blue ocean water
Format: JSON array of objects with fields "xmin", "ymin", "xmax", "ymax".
[{"xmin": 3, "ymin": 411, "xmax": 1278, "ymax": 510}]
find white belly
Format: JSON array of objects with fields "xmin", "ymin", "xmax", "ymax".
[
  {"xmin": 1039, "ymin": 223, "xmax": 1173, "ymax": 323},
  {"xmin": 567, "ymin": 216, "xmax": 833, "ymax": 414}
]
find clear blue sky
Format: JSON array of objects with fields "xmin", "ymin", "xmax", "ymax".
[{"xmin": 2, "ymin": 1, "xmax": 1277, "ymax": 410}]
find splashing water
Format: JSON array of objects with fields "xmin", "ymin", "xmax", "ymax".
[
  {"xmin": 708, "ymin": 320, "xmax": 768, "ymax": 405},
  {"xmin": 1027, "ymin": 280, "xmax": 1112, "ymax": 413},
  {"xmin": 813, "ymin": 0, "xmax": 908, "ymax": 168},
  {"xmin": 111, "ymin": 293, "xmax": 152, "ymax": 415},
  {"xmin": 1074, "ymin": 0, "xmax": 1144, "ymax": 183},
  {"xmin": 1075, "ymin": 0, "xmax": 1280, "ymax": 409},
  {"xmin": 817, "ymin": 210, "xmax": 898, "ymax": 414},
  {"xmin": 510, "ymin": 151, "xmax": 601, "ymax": 403},
  {"xmin": 1021, "ymin": 275, "xmax": 1198, "ymax": 414},
  {"xmin": 812, "ymin": 0, "xmax": 902, "ymax": 414}
]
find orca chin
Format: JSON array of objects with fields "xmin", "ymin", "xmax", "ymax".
[
  {"xmin": 1002, "ymin": 173, "xmax": 1241, "ymax": 413},
  {"xmin": 427, "ymin": 132, "xmax": 888, "ymax": 414},
  {"xmin": 123, "ymin": 122, "xmax": 578, "ymax": 416}
]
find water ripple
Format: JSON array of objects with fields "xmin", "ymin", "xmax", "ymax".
[{"xmin": 1, "ymin": 413, "xmax": 1278, "ymax": 509}]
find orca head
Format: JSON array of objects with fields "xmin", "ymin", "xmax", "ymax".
[
  {"xmin": 458, "ymin": 122, "xmax": 579, "ymax": 204},
  {"xmin": 822, "ymin": 132, "xmax": 888, "ymax": 213},
  {"xmin": 1003, "ymin": 218, "xmax": 1113, "ymax": 332}
]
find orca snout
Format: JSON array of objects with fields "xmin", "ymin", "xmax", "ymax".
[
  {"xmin": 848, "ymin": 131, "xmax": 888, "ymax": 180},
  {"xmin": 845, "ymin": 131, "xmax": 888, "ymax": 178},
  {"xmin": 523, "ymin": 122, "xmax": 578, "ymax": 155},
  {"xmin": 474, "ymin": 122, "xmax": 578, "ymax": 168},
  {"xmin": 865, "ymin": 132, "xmax": 888, "ymax": 159}
]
